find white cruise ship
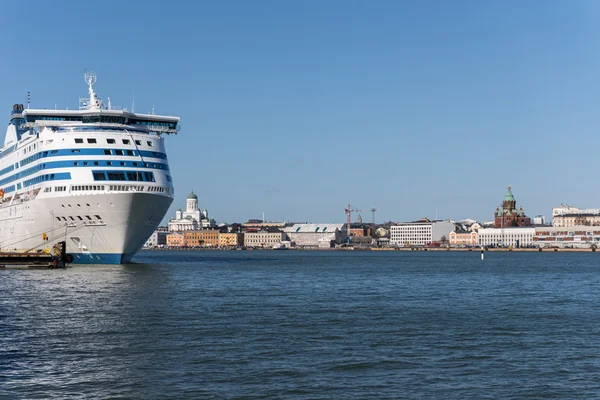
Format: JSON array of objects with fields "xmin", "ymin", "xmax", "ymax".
[{"xmin": 0, "ymin": 73, "xmax": 178, "ymax": 263}]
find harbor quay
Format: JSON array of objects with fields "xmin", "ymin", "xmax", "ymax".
[
  {"xmin": 145, "ymin": 185, "xmax": 600, "ymax": 252},
  {"xmin": 143, "ymin": 246, "xmax": 599, "ymax": 253}
]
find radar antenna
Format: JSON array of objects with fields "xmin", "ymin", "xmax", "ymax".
[
  {"xmin": 82, "ymin": 71, "xmax": 102, "ymax": 110},
  {"xmin": 84, "ymin": 71, "xmax": 97, "ymax": 88}
]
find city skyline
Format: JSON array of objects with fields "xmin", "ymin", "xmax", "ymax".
[
  {"xmin": 166, "ymin": 184, "xmax": 561, "ymax": 226},
  {"xmin": 1, "ymin": 1, "xmax": 600, "ymax": 224}
]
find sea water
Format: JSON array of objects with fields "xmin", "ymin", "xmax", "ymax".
[{"xmin": 1, "ymin": 251, "xmax": 599, "ymax": 399}]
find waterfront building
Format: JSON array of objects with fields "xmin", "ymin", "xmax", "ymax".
[
  {"xmin": 534, "ymin": 226, "xmax": 600, "ymax": 248},
  {"xmin": 183, "ymin": 229, "xmax": 220, "ymax": 247},
  {"xmin": 552, "ymin": 204, "xmax": 600, "ymax": 227},
  {"xmin": 494, "ymin": 186, "xmax": 531, "ymax": 228},
  {"xmin": 199, "ymin": 229, "xmax": 220, "ymax": 247},
  {"xmin": 219, "ymin": 232, "xmax": 244, "ymax": 247},
  {"xmin": 375, "ymin": 227, "xmax": 389, "ymax": 238},
  {"xmin": 244, "ymin": 231, "xmax": 287, "ymax": 248},
  {"xmin": 533, "ymin": 214, "xmax": 546, "ymax": 225},
  {"xmin": 477, "ymin": 227, "xmax": 535, "ymax": 247},
  {"xmin": 284, "ymin": 224, "xmax": 347, "ymax": 248},
  {"xmin": 389, "ymin": 220, "xmax": 455, "ymax": 247},
  {"xmin": 168, "ymin": 190, "xmax": 216, "ymax": 231},
  {"xmin": 449, "ymin": 231, "xmax": 479, "ymax": 246},
  {"xmin": 183, "ymin": 231, "xmax": 200, "ymax": 247},
  {"xmin": 166, "ymin": 232, "xmax": 185, "ymax": 247},
  {"xmin": 349, "ymin": 228, "xmax": 365, "ymax": 237},
  {"xmin": 144, "ymin": 228, "xmax": 169, "ymax": 248}
]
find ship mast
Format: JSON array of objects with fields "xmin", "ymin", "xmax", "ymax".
[{"xmin": 84, "ymin": 72, "xmax": 102, "ymax": 110}]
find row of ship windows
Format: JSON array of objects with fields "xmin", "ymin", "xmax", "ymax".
[
  {"xmin": 72, "ymin": 160, "xmax": 169, "ymax": 170},
  {"xmin": 24, "ymin": 173, "xmax": 70, "ymax": 187},
  {"xmin": 72, "ymin": 185, "xmax": 106, "ymax": 191},
  {"xmin": 44, "ymin": 186, "xmax": 67, "ymax": 193},
  {"xmin": 14, "ymin": 147, "xmax": 167, "ymax": 169},
  {"xmin": 69, "ymin": 184, "xmax": 169, "ymax": 193},
  {"xmin": 74, "ymin": 138, "xmax": 153, "ymax": 147},
  {"xmin": 30, "ymin": 115, "xmax": 177, "ymax": 129},
  {"xmin": 66, "ymin": 185, "xmax": 143, "ymax": 195},
  {"xmin": 22, "ymin": 141, "xmax": 40, "ymax": 155},
  {"xmin": 68, "ymin": 149, "xmax": 166, "ymax": 158},
  {"xmin": 6, "ymin": 182, "xmax": 170, "ymax": 195},
  {"xmin": 1, "ymin": 157, "xmax": 170, "ymax": 187},
  {"xmin": 148, "ymin": 186, "xmax": 168, "ymax": 193},
  {"xmin": 92, "ymin": 171, "xmax": 156, "ymax": 182},
  {"xmin": 56, "ymin": 215, "xmax": 102, "ymax": 222},
  {"xmin": 18, "ymin": 148, "xmax": 167, "ymax": 169}
]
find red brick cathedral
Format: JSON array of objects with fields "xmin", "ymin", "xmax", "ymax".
[{"xmin": 494, "ymin": 185, "xmax": 531, "ymax": 228}]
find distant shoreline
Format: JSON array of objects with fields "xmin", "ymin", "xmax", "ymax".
[{"xmin": 142, "ymin": 247, "xmax": 598, "ymax": 253}]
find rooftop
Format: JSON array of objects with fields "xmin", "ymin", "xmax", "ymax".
[{"xmin": 284, "ymin": 223, "xmax": 346, "ymax": 233}]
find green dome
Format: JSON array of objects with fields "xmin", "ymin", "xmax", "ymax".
[
  {"xmin": 187, "ymin": 190, "xmax": 198, "ymax": 200},
  {"xmin": 504, "ymin": 185, "xmax": 515, "ymax": 202}
]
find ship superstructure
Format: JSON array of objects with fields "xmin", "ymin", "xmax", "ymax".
[{"xmin": 0, "ymin": 73, "xmax": 178, "ymax": 263}]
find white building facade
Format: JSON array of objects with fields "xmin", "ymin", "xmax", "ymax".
[
  {"xmin": 244, "ymin": 231, "xmax": 287, "ymax": 247},
  {"xmin": 168, "ymin": 190, "xmax": 216, "ymax": 231},
  {"xmin": 284, "ymin": 224, "xmax": 347, "ymax": 247},
  {"xmin": 478, "ymin": 227, "xmax": 535, "ymax": 247},
  {"xmin": 552, "ymin": 205, "xmax": 600, "ymax": 227},
  {"xmin": 534, "ymin": 226, "xmax": 600, "ymax": 248},
  {"xmin": 449, "ymin": 231, "xmax": 479, "ymax": 246},
  {"xmin": 390, "ymin": 220, "xmax": 455, "ymax": 247}
]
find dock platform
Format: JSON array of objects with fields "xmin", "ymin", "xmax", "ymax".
[{"xmin": 0, "ymin": 241, "xmax": 73, "ymax": 269}]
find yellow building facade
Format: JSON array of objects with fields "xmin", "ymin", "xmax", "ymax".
[
  {"xmin": 219, "ymin": 233, "xmax": 244, "ymax": 247},
  {"xmin": 166, "ymin": 232, "xmax": 186, "ymax": 247}
]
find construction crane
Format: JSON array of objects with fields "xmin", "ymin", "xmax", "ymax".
[{"xmin": 344, "ymin": 204, "xmax": 363, "ymax": 235}]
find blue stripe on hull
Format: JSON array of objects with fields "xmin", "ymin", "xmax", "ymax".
[{"xmin": 71, "ymin": 252, "xmax": 136, "ymax": 264}]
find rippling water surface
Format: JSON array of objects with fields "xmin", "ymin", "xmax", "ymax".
[{"xmin": 1, "ymin": 250, "xmax": 600, "ymax": 399}]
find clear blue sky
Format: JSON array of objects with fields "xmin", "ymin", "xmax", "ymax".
[{"xmin": 1, "ymin": 0, "xmax": 599, "ymax": 224}]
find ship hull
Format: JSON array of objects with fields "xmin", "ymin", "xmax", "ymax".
[{"xmin": 0, "ymin": 192, "xmax": 172, "ymax": 264}]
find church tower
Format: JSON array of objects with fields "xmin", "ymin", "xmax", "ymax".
[
  {"xmin": 502, "ymin": 185, "xmax": 516, "ymax": 211},
  {"xmin": 494, "ymin": 185, "xmax": 531, "ymax": 228},
  {"xmin": 186, "ymin": 190, "xmax": 198, "ymax": 212}
]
